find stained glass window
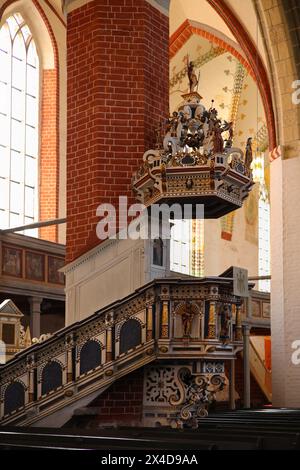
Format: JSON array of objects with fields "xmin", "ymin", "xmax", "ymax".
[
  {"xmin": 0, "ymin": 14, "xmax": 39, "ymax": 237},
  {"xmin": 258, "ymin": 183, "xmax": 270, "ymax": 292}
]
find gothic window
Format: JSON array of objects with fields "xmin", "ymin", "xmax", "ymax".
[
  {"xmin": 258, "ymin": 183, "xmax": 270, "ymax": 292},
  {"xmin": 0, "ymin": 14, "xmax": 39, "ymax": 236}
]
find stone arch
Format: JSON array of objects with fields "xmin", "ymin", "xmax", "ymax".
[
  {"xmin": 4, "ymin": 380, "xmax": 25, "ymax": 415},
  {"xmin": 206, "ymin": 0, "xmax": 276, "ymax": 151},
  {"xmin": 0, "ymin": 0, "xmax": 55, "ymax": 68},
  {"xmin": 170, "ymin": 19, "xmax": 250, "ymax": 73},
  {"xmin": 79, "ymin": 339, "xmax": 102, "ymax": 375},
  {"xmin": 119, "ymin": 318, "xmax": 142, "ymax": 354},
  {"xmin": 41, "ymin": 360, "xmax": 63, "ymax": 395},
  {"xmin": 254, "ymin": 0, "xmax": 300, "ymax": 157},
  {"xmin": 170, "ymin": 15, "xmax": 276, "ymax": 151}
]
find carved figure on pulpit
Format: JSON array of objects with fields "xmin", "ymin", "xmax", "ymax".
[
  {"xmin": 181, "ymin": 301, "xmax": 194, "ymax": 337},
  {"xmin": 219, "ymin": 304, "xmax": 231, "ymax": 344},
  {"xmin": 166, "ymin": 112, "xmax": 179, "ymax": 137},
  {"xmin": 213, "ymin": 125, "xmax": 224, "ymax": 154}
]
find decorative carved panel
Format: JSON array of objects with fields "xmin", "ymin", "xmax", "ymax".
[{"xmin": 144, "ymin": 366, "xmax": 181, "ymax": 405}]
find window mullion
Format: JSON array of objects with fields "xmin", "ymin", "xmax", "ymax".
[{"xmin": 8, "ymin": 34, "xmax": 13, "ymax": 228}]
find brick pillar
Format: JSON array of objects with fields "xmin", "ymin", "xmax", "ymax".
[
  {"xmin": 66, "ymin": 0, "xmax": 169, "ymax": 263},
  {"xmin": 40, "ymin": 69, "xmax": 59, "ymax": 242}
]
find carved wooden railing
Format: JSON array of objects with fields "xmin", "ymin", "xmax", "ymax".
[{"xmin": 0, "ymin": 277, "xmax": 244, "ymax": 426}]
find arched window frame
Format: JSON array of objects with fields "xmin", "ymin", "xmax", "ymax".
[
  {"xmin": 0, "ymin": 13, "xmax": 40, "ymax": 236},
  {"xmin": 0, "ymin": 1, "xmax": 61, "ymax": 243}
]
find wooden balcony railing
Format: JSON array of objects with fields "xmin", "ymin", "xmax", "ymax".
[{"xmin": 0, "ymin": 277, "xmax": 245, "ymax": 426}]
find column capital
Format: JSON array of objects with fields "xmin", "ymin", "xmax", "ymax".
[
  {"xmin": 242, "ymin": 324, "xmax": 251, "ymax": 335},
  {"xmin": 28, "ymin": 296, "xmax": 44, "ymax": 311},
  {"xmin": 29, "ymin": 297, "xmax": 42, "ymax": 339}
]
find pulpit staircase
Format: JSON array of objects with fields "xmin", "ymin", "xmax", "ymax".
[{"xmin": 0, "ymin": 276, "xmax": 245, "ymax": 428}]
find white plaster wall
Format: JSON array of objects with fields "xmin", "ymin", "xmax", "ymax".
[
  {"xmin": 169, "ymin": 0, "xmax": 236, "ymax": 42},
  {"xmin": 65, "ymin": 238, "xmax": 145, "ymax": 324},
  {"xmin": 271, "ymin": 157, "xmax": 300, "ymax": 407},
  {"xmin": 204, "ymin": 205, "xmax": 259, "ymax": 282},
  {"xmin": 64, "ymin": 236, "xmax": 171, "ymax": 325}
]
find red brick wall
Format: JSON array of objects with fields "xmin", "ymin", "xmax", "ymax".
[
  {"xmin": 88, "ymin": 369, "xmax": 144, "ymax": 427},
  {"xmin": 66, "ymin": 0, "xmax": 169, "ymax": 263},
  {"xmin": 39, "ymin": 69, "xmax": 59, "ymax": 242}
]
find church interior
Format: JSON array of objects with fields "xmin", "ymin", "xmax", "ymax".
[{"xmin": 0, "ymin": 0, "xmax": 299, "ymax": 451}]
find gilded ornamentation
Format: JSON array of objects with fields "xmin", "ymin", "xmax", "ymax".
[
  {"xmin": 132, "ymin": 59, "xmax": 254, "ymax": 217},
  {"xmin": 0, "ymin": 279, "xmax": 245, "ymax": 426},
  {"xmin": 208, "ymin": 301, "xmax": 217, "ymax": 339},
  {"xmin": 161, "ymin": 301, "xmax": 169, "ymax": 338}
]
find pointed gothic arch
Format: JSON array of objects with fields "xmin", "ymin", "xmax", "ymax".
[{"xmin": 0, "ymin": 0, "xmax": 60, "ymax": 242}]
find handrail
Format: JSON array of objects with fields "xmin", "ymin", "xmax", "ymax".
[
  {"xmin": 0, "ymin": 276, "xmax": 245, "ymax": 426},
  {"xmin": 0, "ymin": 276, "xmax": 237, "ymax": 371}
]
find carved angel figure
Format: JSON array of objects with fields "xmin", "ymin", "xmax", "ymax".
[{"xmin": 219, "ymin": 304, "xmax": 231, "ymax": 344}]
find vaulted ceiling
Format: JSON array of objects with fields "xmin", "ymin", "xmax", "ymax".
[{"xmin": 169, "ymin": 33, "xmax": 268, "ymax": 153}]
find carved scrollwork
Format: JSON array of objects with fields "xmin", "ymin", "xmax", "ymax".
[{"xmin": 175, "ymin": 369, "xmax": 226, "ymax": 429}]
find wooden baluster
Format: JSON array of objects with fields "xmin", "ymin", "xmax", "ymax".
[
  {"xmin": 106, "ymin": 327, "xmax": 113, "ymax": 362},
  {"xmin": 208, "ymin": 301, "xmax": 216, "ymax": 339},
  {"xmin": 161, "ymin": 301, "xmax": 169, "ymax": 338},
  {"xmin": 67, "ymin": 348, "xmax": 73, "ymax": 382},
  {"xmin": 235, "ymin": 304, "xmax": 243, "ymax": 341},
  {"xmin": 28, "ymin": 367, "xmax": 35, "ymax": 402},
  {"xmin": 146, "ymin": 305, "xmax": 153, "ymax": 341}
]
